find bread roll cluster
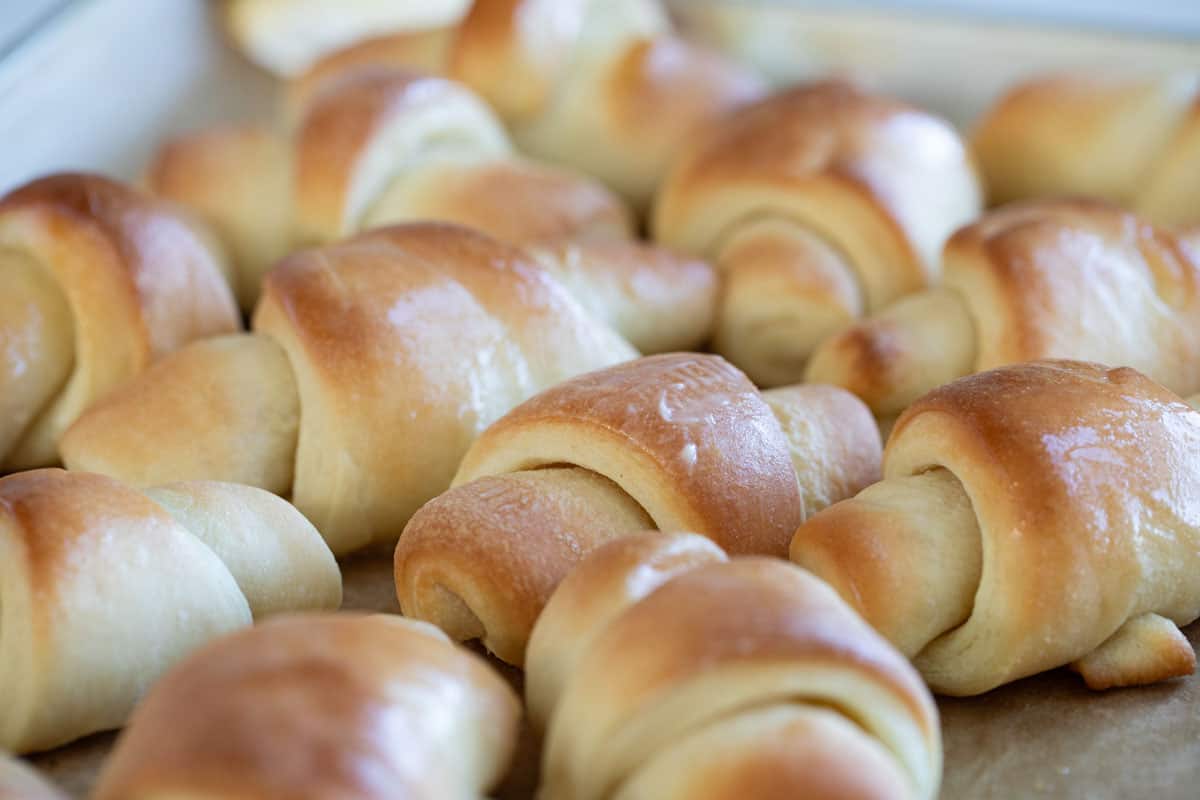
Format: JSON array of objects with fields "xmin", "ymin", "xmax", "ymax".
[{"xmin": 2, "ymin": 2, "xmax": 1199, "ymax": 797}]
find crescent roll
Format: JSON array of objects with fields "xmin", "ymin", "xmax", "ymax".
[
  {"xmin": 93, "ymin": 614, "xmax": 519, "ymax": 800},
  {"xmin": 61, "ymin": 223, "xmax": 636, "ymax": 556},
  {"xmin": 451, "ymin": 0, "xmax": 766, "ymax": 210},
  {"xmin": 791, "ymin": 360, "xmax": 1200, "ymax": 695},
  {"xmin": 0, "ymin": 469, "xmax": 340, "ymax": 753},
  {"xmin": 654, "ymin": 80, "xmax": 982, "ymax": 386},
  {"xmin": 0, "ymin": 173, "xmax": 238, "ymax": 470},
  {"xmin": 148, "ymin": 71, "xmax": 717, "ymax": 351},
  {"xmin": 806, "ymin": 199, "xmax": 1200, "ymax": 417},
  {"xmin": 395, "ymin": 353, "xmax": 882, "ymax": 663},
  {"xmin": 531, "ymin": 532, "xmax": 942, "ymax": 800},
  {"xmin": 973, "ymin": 72, "xmax": 1200, "ymax": 229}
]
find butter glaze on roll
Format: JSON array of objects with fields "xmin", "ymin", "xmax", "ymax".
[
  {"xmin": 451, "ymin": 0, "xmax": 766, "ymax": 210},
  {"xmin": 806, "ymin": 199, "xmax": 1200, "ymax": 417},
  {"xmin": 62, "ymin": 223, "xmax": 636, "ymax": 556},
  {"xmin": 149, "ymin": 70, "xmax": 718, "ymax": 352},
  {"xmin": 0, "ymin": 173, "xmax": 238, "ymax": 470},
  {"xmin": 654, "ymin": 80, "xmax": 982, "ymax": 387},
  {"xmin": 0, "ymin": 469, "xmax": 340, "ymax": 753},
  {"xmin": 791, "ymin": 360, "xmax": 1200, "ymax": 695},
  {"xmin": 530, "ymin": 532, "xmax": 941, "ymax": 800},
  {"xmin": 395, "ymin": 353, "xmax": 881, "ymax": 664},
  {"xmin": 973, "ymin": 72, "xmax": 1200, "ymax": 229},
  {"xmin": 93, "ymin": 614, "xmax": 519, "ymax": 800}
]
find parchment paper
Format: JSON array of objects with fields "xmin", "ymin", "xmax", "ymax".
[{"xmin": 29, "ymin": 556, "xmax": 1200, "ymax": 799}]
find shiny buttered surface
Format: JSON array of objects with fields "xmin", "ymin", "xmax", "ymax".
[
  {"xmin": 394, "ymin": 353, "xmax": 882, "ymax": 664},
  {"xmin": 148, "ymin": 69, "xmax": 719, "ymax": 353},
  {"xmin": 973, "ymin": 72, "xmax": 1200, "ymax": 229},
  {"xmin": 61, "ymin": 223, "xmax": 635, "ymax": 557},
  {"xmin": 654, "ymin": 80, "xmax": 982, "ymax": 387},
  {"xmin": 8, "ymin": 9, "xmax": 1200, "ymax": 797},
  {"xmin": 807, "ymin": 199, "xmax": 1200, "ymax": 418},
  {"xmin": 92, "ymin": 614, "xmax": 520, "ymax": 800},
  {"xmin": 792, "ymin": 360, "xmax": 1200, "ymax": 695},
  {"xmin": 0, "ymin": 174, "xmax": 239, "ymax": 470},
  {"xmin": 529, "ymin": 532, "xmax": 942, "ymax": 800},
  {"xmin": 0, "ymin": 469, "xmax": 340, "ymax": 753}
]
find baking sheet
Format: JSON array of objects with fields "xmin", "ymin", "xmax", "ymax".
[
  {"xmin": 29, "ymin": 559, "xmax": 1200, "ymax": 799},
  {"xmin": 7, "ymin": 1, "xmax": 1200, "ymax": 797}
]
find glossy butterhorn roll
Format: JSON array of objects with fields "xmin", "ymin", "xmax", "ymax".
[
  {"xmin": 973, "ymin": 72, "xmax": 1200, "ymax": 229},
  {"xmin": 149, "ymin": 71, "xmax": 718, "ymax": 351},
  {"xmin": 61, "ymin": 223, "xmax": 636, "ymax": 557},
  {"xmin": 806, "ymin": 200, "xmax": 1200, "ymax": 417},
  {"xmin": 792, "ymin": 360, "xmax": 1200, "ymax": 695},
  {"xmin": 395, "ymin": 353, "xmax": 882, "ymax": 664},
  {"xmin": 92, "ymin": 614, "xmax": 520, "ymax": 800},
  {"xmin": 451, "ymin": 0, "xmax": 766, "ymax": 210},
  {"xmin": 0, "ymin": 469, "xmax": 340, "ymax": 753},
  {"xmin": 530, "ymin": 532, "xmax": 941, "ymax": 800},
  {"xmin": 0, "ymin": 173, "xmax": 238, "ymax": 470},
  {"xmin": 654, "ymin": 80, "xmax": 982, "ymax": 387}
]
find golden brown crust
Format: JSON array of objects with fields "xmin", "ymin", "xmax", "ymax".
[
  {"xmin": 60, "ymin": 333, "xmax": 300, "ymax": 495},
  {"xmin": 292, "ymin": 72, "xmax": 510, "ymax": 243},
  {"xmin": 882, "ymin": 361, "xmax": 1200, "ymax": 694},
  {"xmin": 803, "ymin": 286, "xmax": 978, "ymax": 418},
  {"xmin": 525, "ymin": 531, "xmax": 728, "ymax": 730},
  {"xmin": 0, "ymin": 249, "xmax": 73, "ymax": 464},
  {"xmin": 616, "ymin": 706, "xmax": 917, "ymax": 800},
  {"xmin": 450, "ymin": 0, "xmax": 551, "ymax": 119},
  {"xmin": 453, "ymin": 1, "xmax": 749, "ymax": 208},
  {"xmin": 520, "ymin": 33, "xmax": 765, "ymax": 209},
  {"xmin": 530, "ymin": 238, "xmax": 718, "ymax": 354},
  {"xmin": 254, "ymin": 223, "xmax": 634, "ymax": 555},
  {"xmin": 0, "ymin": 470, "xmax": 338, "ymax": 754},
  {"xmin": 941, "ymin": 200, "xmax": 1200, "ymax": 397},
  {"xmin": 92, "ymin": 614, "xmax": 520, "ymax": 800},
  {"xmin": 450, "ymin": 0, "xmax": 670, "ymax": 123},
  {"xmin": 603, "ymin": 37, "xmax": 764, "ymax": 149},
  {"xmin": 0, "ymin": 469, "xmax": 251, "ymax": 752},
  {"xmin": 145, "ymin": 126, "xmax": 292, "ymax": 309},
  {"xmin": 285, "ymin": 28, "xmax": 456, "ymax": 122},
  {"xmin": 971, "ymin": 73, "xmax": 1200, "ymax": 212},
  {"xmin": 453, "ymin": 353, "xmax": 804, "ymax": 556},
  {"xmin": 1139, "ymin": 96, "xmax": 1200, "ymax": 228},
  {"xmin": 1071, "ymin": 612, "xmax": 1197, "ymax": 691},
  {"xmin": 143, "ymin": 480, "xmax": 342, "ymax": 619},
  {"xmin": 0, "ymin": 173, "xmax": 239, "ymax": 468},
  {"xmin": 0, "ymin": 173, "xmax": 237, "ymax": 356},
  {"xmin": 363, "ymin": 157, "xmax": 632, "ymax": 244},
  {"xmin": 1, "ymin": 470, "xmax": 173, "ymax": 592},
  {"xmin": 761, "ymin": 383, "xmax": 882, "ymax": 516},
  {"xmin": 541, "ymin": 557, "xmax": 941, "ymax": 800},
  {"xmin": 395, "ymin": 467, "xmax": 653, "ymax": 664},
  {"xmin": 710, "ymin": 219, "xmax": 860, "ymax": 386},
  {"xmin": 655, "ymin": 80, "xmax": 981, "ymax": 310},
  {"xmin": 790, "ymin": 469, "xmax": 982, "ymax": 659}
]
